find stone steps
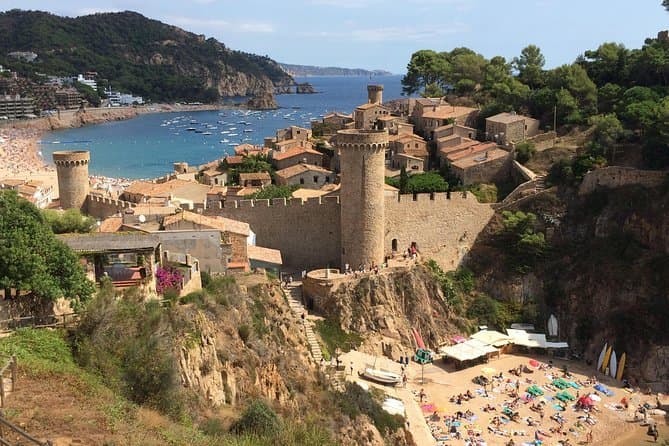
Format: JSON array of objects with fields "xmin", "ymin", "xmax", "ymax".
[{"xmin": 284, "ymin": 282, "xmax": 323, "ymax": 362}]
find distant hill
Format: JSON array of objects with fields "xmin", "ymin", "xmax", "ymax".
[
  {"xmin": 0, "ymin": 10, "xmax": 294, "ymax": 102},
  {"xmin": 280, "ymin": 63, "xmax": 393, "ymax": 77}
]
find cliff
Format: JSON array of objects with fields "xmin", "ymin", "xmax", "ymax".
[
  {"xmin": 312, "ymin": 265, "xmax": 469, "ymax": 356},
  {"xmin": 466, "ymin": 174, "xmax": 669, "ymax": 391},
  {"xmin": 0, "ymin": 10, "xmax": 293, "ymax": 102}
]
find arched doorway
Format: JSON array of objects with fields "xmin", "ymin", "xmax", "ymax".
[{"xmin": 391, "ymin": 238, "xmax": 398, "ymax": 253}]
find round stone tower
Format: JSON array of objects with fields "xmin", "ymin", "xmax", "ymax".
[
  {"xmin": 53, "ymin": 150, "xmax": 90, "ymax": 210},
  {"xmin": 336, "ymin": 129, "xmax": 388, "ymax": 270},
  {"xmin": 367, "ymin": 84, "xmax": 383, "ymax": 104}
]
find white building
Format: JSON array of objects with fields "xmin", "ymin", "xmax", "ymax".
[{"xmin": 76, "ymin": 74, "xmax": 97, "ymax": 91}]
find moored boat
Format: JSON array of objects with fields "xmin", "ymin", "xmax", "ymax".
[{"xmin": 358, "ymin": 367, "xmax": 402, "ymax": 385}]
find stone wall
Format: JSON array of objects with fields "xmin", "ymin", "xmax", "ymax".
[
  {"xmin": 85, "ymin": 194, "xmax": 136, "ymax": 219},
  {"xmin": 155, "ymin": 230, "xmax": 229, "ymax": 274},
  {"xmin": 206, "ymin": 197, "xmax": 342, "ymax": 270},
  {"xmin": 385, "ymin": 193, "xmax": 495, "ymax": 269},
  {"xmin": 525, "ymin": 131, "xmax": 556, "ymax": 151},
  {"xmin": 578, "ymin": 167, "xmax": 667, "ymax": 195}
]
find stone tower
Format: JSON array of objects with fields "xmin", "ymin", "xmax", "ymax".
[
  {"xmin": 367, "ymin": 84, "xmax": 383, "ymax": 104},
  {"xmin": 336, "ymin": 129, "xmax": 388, "ymax": 270},
  {"xmin": 53, "ymin": 150, "xmax": 90, "ymax": 210}
]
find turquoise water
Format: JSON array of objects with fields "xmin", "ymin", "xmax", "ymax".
[{"xmin": 39, "ymin": 75, "xmax": 407, "ymax": 179}]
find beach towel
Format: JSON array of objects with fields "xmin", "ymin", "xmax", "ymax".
[
  {"xmin": 594, "ymin": 384, "xmax": 614, "ymax": 397},
  {"xmin": 421, "ymin": 403, "xmax": 436, "ymax": 412},
  {"xmin": 553, "ymin": 404, "xmax": 565, "ymax": 411}
]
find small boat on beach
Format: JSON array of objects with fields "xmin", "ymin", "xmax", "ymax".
[{"xmin": 358, "ymin": 367, "xmax": 402, "ymax": 386}]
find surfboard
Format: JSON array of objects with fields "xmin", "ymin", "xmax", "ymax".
[
  {"xmin": 609, "ymin": 350, "xmax": 618, "ymax": 379},
  {"xmin": 601, "ymin": 345, "xmax": 613, "ymax": 372},
  {"xmin": 616, "ymin": 353, "xmax": 626, "ymax": 381},
  {"xmin": 412, "ymin": 328, "xmax": 426, "ymax": 350},
  {"xmin": 597, "ymin": 343, "xmax": 608, "ymax": 371},
  {"xmin": 548, "ymin": 314, "xmax": 558, "ymax": 337}
]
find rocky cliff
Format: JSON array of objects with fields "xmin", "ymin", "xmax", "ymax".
[
  {"xmin": 315, "ymin": 266, "xmax": 468, "ymax": 356},
  {"xmin": 467, "ymin": 178, "xmax": 669, "ymax": 391}
]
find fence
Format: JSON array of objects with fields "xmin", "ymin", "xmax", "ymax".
[
  {"xmin": 0, "ymin": 357, "xmax": 16, "ymax": 408},
  {"xmin": 0, "ymin": 411, "xmax": 52, "ymax": 446},
  {"xmin": 0, "ymin": 313, "xmax": 82, "ymax": 333}
]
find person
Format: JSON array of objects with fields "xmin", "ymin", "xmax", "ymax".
[
  {"xmin": 586, "ymin": 430, "xmax": 593, "ymax": 444},
  {"xmin": 349, "ymin": 361, "xmax": 354, "ymax": 376},
  {"xmin": 419, "ymin": 388, "xmax": 426, "ymax": 402},
  {"xmin": 301, "ymin": 312, "xmax": 306, "ymax": 324},
  {"xmin": 288, "ymin": 275, "xmax": 293, "ymax": 284},
  {"xmin": 402, "ymin": 373, "xmax": 408, "ymax": 388}
]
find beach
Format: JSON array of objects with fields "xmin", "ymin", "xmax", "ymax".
[
  {"xmin": 339, "ymin": 350, "xmax": 667, "ymax": 446},
  {"xmin": 0, "ymin": 104, "xmax": 222, "ymax": 193}
]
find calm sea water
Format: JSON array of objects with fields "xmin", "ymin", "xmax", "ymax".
[{"xmin": 40, "ymin": 75, "xmax": 407, "ymax": 179}]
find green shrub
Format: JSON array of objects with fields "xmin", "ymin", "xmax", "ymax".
[
  {"xmin": 232, "ymin": 399, "xmax": 282, "ymax": 436},
  {"xmin": 336, "ymin": 383, "xmax": 404, "ymax": 435},
  {"xmin": 238, "ymin": 325, "xmax": 251, "ymax": 343},
  {"xmin": 180, "ymin": 290, "xmax": 207, "ymax": 307},
  {"xmin": 515, "ymin": 142, "xmax": 536, "ymax": 164},
  {"xmin": 314, "ymin": 318, "xmax": 362, "ymax": 355}
]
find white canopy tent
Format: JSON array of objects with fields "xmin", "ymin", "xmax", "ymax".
[
  {"xmin": 470, "ymin": 329, "xmax": 513, "ymax": 347},
  {"xmin": 438, "ymin": 338, "xmax": 498, "ymax": 362},
  {"xmin": 506, "ymin": 328, "xmax": 569, "ymax": 349}
]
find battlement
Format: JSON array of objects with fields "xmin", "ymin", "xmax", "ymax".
[
  {"xmin": 390, "ymin": 191, "xmax": 479, "ymax": 204},
  {"xmin": 335, "ymin": 129, "xmax": 389, "ymax": 150},
  {"xmin": 207, "ymin": 195, "xmax": 341, "ymax": 210},
  {"xmin": 53, "ymin": 150, "xmax": 90, "ymax": 167},
  {"xmin": 86, "ymin": 194, "xmax": 136, "ymax": 208}
]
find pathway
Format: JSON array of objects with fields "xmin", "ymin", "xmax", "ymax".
[{"xmin": 284, "ymin": 282, "xmax": 322, "ymax": 364}]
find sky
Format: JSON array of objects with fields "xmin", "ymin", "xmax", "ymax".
[{"xmin": 2, "ymin": 0, "xmax": 668, "ymax": 73}]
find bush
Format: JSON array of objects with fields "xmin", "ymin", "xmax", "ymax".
[
  {"xmin": 232, "ymin": 399, "xmax": 282, "ymax": 436},
  {"xmin": 515, "ymin": 142, "xmax": 536, "ymax": 164},
  {"xmin": 238, "ymin": 325, "xmax": 251, "ymax": 343},
  {"xmin": 180, "ymin": 290, "xmax": 207, "ymax": 307},
  {"xmin": 336, "ymin": 383, "xmax": 404, "ymax": 435},
  {"xmin": 314, "ymin": 318, "xmax": 362, "ymax": 356}
]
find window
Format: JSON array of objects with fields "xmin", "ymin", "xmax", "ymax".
[
  {"xmin": 325, "ymin": 176, "xmax": 330, "ymax": 183},
  {"xmin": 314, "ymin": 176, "xmax": 319, "ymax": 183},
  {"xmin": 300, "ymin": 178, "xmax": 304, "ymax": 184}
]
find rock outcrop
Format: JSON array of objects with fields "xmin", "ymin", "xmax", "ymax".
[{"xmin": 246, "ymin": 92, "xmax": 278, "ymax": 110}]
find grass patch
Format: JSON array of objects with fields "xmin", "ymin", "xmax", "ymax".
[
  {"xmin": 314, "ymin": 318, "xmax": 362, "ymax": 356},
  {"xmin": 0, "ymin": 328, "xmax": 78, "ymax": 375}
]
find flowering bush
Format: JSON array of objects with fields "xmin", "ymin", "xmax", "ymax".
[{"xmin": 155, "ymin": 265, "xmax": 183, "ymax": 295}]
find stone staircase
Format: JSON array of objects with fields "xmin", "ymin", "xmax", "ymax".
[{"xmin": 284, "ymin": 283, "xmax": 322, "ymax": 363}]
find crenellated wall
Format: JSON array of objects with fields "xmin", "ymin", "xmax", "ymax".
[
  {"xmin": 85, "ymin": 194, "xmax": 136, "ymax": 219},
  {"xmin": 384, "ymin": 192, "xmax": 495, "ymax": 269},
  {"xmin": 205, "ymin": 192, "xmax": 495, "ymax": 271},
  {"xmin": 205, "ymin": 196, "xmax": 342, "ymax": 270}
]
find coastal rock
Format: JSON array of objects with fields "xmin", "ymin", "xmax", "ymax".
[
  {"xmin": 246, "ymin": 92, "xmax": 278, "ymax": 110},
  {"xmin": 296, "ymin": 82, "xmax": 316, "ymax": 94}
]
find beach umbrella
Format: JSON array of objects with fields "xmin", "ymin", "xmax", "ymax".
[
  {"xmin": 481, "ymin": 367, "xmax": 496, "ymax": 375},
  {"xmin": 452, "ymin": 335, "xmax": 467, "ymax": 344},
  {"xmin": 528, "ymin": 359, "xmax": 541, "ymax": 368}
]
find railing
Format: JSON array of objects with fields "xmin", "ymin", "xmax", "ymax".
[
  {"xmin": 0, "ymin": 357, "xmax": 16, "ymax": 408},
  {"xmin": 0, "ymin": 313, "xmax": 82, "ymax": 333},
  {"xmin": 0, "ymin": 411, "xmax": 52, "ymax": 446}
]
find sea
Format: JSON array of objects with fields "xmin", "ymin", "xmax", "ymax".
[{"xmin": 39, "ymin": 75, "xmax": 408, "ymax": 179}]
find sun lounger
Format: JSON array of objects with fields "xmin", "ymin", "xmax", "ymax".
[{"xmin": 556, "ymin": 391, "xmax": 575, "ymax": 402}]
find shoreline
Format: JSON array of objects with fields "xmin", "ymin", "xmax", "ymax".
[{"xmin": 0, "ymin": 103, "xmax": 226, "ymax": 188}]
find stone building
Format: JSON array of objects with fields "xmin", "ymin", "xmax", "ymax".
[
  {"xmin": 271, "ymin": 146, "xmax": 324, "ymax": 170},
  {"xmin": 336, "ymin": 128, "xmax": 388, "ymax": 270},
  {"xmin": 239, "ymin": 172, "xmax": 272, "ymax": 188},
  {"xmin": 449, "ymin": 148, "xmax": 511, "ymax": 186},
  {"xmin": 353, "ymin": 102, "xmax": 391, "ymax": 130},
  {"xmin": 53, "ymin": 150, "xmax": 90, "ymax": 210},
  {"xmin": 485, "ymin": 112, "xmax": 540, "ymax": 146},
  {"xmin": 275, "ymin": 163, "xmax": 334, "ymax": 189},
  {"xmin": 388, "ymin": 133, "xmax": 429, "ymax": 171}
]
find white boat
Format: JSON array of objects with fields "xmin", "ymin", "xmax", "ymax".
[
  {"xmin": 202, "ymin": 132, "xmax": 212, "ymax": 135},
  {"xmin": 358, "ymin": 367, "xmax": 402, "ymax": 385}
]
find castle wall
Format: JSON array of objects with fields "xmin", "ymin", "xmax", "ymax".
[
  {"xmin": 579, "ymin": 167, "xmax": 667, "ymax": 195},
  {"xmin": 205, "ymin": 197, "xmax": 341, "ymax": 270},
  {"xmin": 385, "ymin": 193, "xmax": 495, "ymax": 269},
  {"xmin": 85, "ymin": 195, "xmax": 136, "ymax": 219}
]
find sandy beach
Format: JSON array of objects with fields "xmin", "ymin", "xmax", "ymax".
[
  {"xmin": 338, "ymin": 350, "xmax": 667, "ymax": 446},
  {"xmin": 0, "ymin": 104, "xmax": 223, "ymax": 194}
]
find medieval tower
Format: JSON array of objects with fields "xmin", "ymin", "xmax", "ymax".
[
  {"xmin": 336, "ymin": 129, "xmax": 388, "ymax": 270},
  {"xmin": 53, "ymin": 150, "xmax": 90, "ymax": 210},
  {"xmin": 367, "ymin": 84, "xmax": 383, "ymax": 104}
]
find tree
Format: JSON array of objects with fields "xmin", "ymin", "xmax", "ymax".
[
  {"xmin": 515, "ymin": 142, "xmax": 536, "ymax": 164},
  {"xmin": 0, "ymin": 191, "xmax": 94, "ymax": 303},
  {"xmin": 665, "ymin": 0, "xmax": 669, "ymax": 11},
  {"xmin": 73, "ymin": 81, "xmax": 101, "ymax": 107},
  {"xmin": 513, "ymin": 45, "xmax": 545, "ymax": 89},
  {"xmin": 588, "ymin": 114, "xmax": 623, "ymax": 148},
  {"xmin": 398, "ymin": 166, "xmax": 409, "ymax": 194},
  {"xmin": 401, "ymin": 50, "xmax": 449, "ymax": 96},
  {"xmin": 42, "ymin": 208, "xmax": 95, "ymax": 234},
  {"xmin": 249, "ymin": 185, "xmax": 298, "ymax": 200}
]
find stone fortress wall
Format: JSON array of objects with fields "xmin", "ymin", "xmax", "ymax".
[
  {"xmin": 579, "ymin": 166, "xmax": 667, "ymax": 195},
  {"xmin": 205, "ymin": 192, "xmax": 494, "ymax": 270}
]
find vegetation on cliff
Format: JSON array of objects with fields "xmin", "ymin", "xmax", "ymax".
[
  {"xmin": 0, "ymin": 10, "xmax": 293, "ymax": 102},
  {"xmin": 0, "ymin": 190, "xmax": 94, "ymax": 304}
]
